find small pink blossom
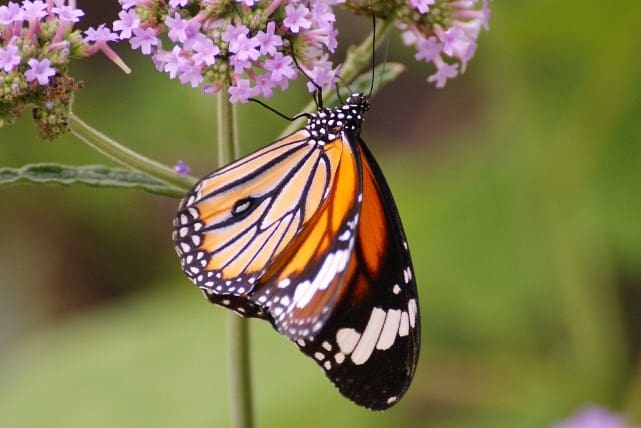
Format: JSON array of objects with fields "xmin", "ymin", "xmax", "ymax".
[
  {"xmin": 173, "ymin": 161, "xmax": 191, "ymax": 176},
  {"xmin": 554, "ymin": 406, "xmax": 632, "ymax": 428},
  {"xmin": 113, "ymin": 9, "xmax": 140, "ymax": 40},
  {"xmin": 0, "ymin": 43, "xmax": 21, "ymax": 72},
  {"xmin": 228, "ymin": 79, "xmax": 255, "ymax": 103},
  {"xmin": 130, "ymin": 27, "xmax": 159, "ymax": 55},
  {"xmin": 283, "ymin": 4, "xmax": 312, "ymax": 33},
  {"xmin": 409, "ymin": 0, "xmax": 435, "ymax": 14},
  {"xmin": 25, "ymin": 57, "xmax": 56, "ymax": 85},
  {"xmin": 52, "ymin": 4, "xmax": 84, "ymax": 23},
  {"xmin": 427, "ymin": 60, "xmax": 458, "ymax": 88}
]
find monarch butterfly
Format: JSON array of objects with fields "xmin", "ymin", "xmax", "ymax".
[{"xmin": 173, "ymin": 92, "xmax": 420, "ymax": 410}]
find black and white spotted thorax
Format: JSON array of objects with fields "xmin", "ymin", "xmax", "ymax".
[{"xmin": 306, "ymin": 93, "xmax": 370, "ymax": 144}]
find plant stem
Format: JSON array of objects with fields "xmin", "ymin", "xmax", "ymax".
[
  {"xmin": 218, "ymin": 90, "xmax": 255, "ymax": 428},
  {"xmin": 68, "ymin": 111, "xmax": 196, "ymax": 192}
]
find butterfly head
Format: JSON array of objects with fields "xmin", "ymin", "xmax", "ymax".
[{"xmin": 307, "ymin": 93, "xmax": 370, "ymax": 144}]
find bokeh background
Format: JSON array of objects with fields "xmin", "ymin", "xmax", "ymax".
[{"xmin": 1, "ymin": 1, "xmax": 640, "ymax": 427}]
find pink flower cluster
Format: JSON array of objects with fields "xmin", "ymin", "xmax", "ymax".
[
  {"xmin": 113, "ymin": 0, "xmax": 344, "ymax": 103},
  {"xmin": 0, "ymin": 0, "xmax": 127, "ymax": 139},
  {"xmin": 404, "ymin": 0, "xmax": 490, "ymax": 87},
  {"xmin": 346, "ymin": 0, "xmax": 491, "ymax": 88}
]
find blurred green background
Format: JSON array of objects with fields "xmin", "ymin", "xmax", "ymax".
[{"xmin": 1, "ymin": 1, "xmax": 641, "ymax": 427}]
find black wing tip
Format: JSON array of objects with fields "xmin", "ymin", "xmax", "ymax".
[{"xmin": 332, "ymin": 371, "xmax": 416, "ymax": 411}]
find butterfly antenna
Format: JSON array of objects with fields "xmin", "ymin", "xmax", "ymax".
[
  {"xmin": 248, "ymin": 98, "xmax": 311, "ymax": 122},
  {"xmin": 368, "ymin": 11, "xmax": 376, "ymax": 98}
]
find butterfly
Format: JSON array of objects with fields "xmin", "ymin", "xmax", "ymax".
[{"xmin": 173, "ymin": 92, "xmax": 420, "ymax": 410}]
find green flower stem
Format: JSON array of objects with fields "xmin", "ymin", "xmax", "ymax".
[
  {"xmin": 218, "ymin": 90, "xmax": 255, "ymax": 428},
  {"xmin": 279, "ymin": 19, "xmax": 393, "ymax": 138},
  {"xmin": 68, "ymin": 111, "xmax": 196, "ymax": 192}
]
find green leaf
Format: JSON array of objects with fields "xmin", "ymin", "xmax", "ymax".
[{"xmin": 0, "ymin": 163, "xmax": 185, "ymax": 198}]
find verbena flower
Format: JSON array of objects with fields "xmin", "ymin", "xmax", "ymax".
[
  {"xmin": 0, "ymin": 0, "xmax": 128, "ymax": 140},
  {"xmin": 345, "ymin": 0, "xmax": 491, "ymax": 88},
  {"xmin": 112, "ymin": 0, "xmax": 344, "ymax": 103},
  {"xmin": 554, "ymin": 405, "xmax": 634, "ymax": 428},
  {"xmin": 173, "ymin": 160, "xmax": 190, "ymax": 175}
]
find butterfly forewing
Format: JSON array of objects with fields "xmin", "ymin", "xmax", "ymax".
[{"xmin": 173, "ymin": 129, "xmax": 341, "ymax": 315}]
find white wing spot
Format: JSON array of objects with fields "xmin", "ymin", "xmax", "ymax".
[
  {"xmin": 336, "ymin": 328, "xmax": 360, "ymax": 354},
  {"xmin": 408, "ymin": 298, "xmax": 418, "ymax": 328},
  {"xmin": 338, "ymin": 230, "xmax": 351, "ymax": 241},
  {"xmin": 403, "ymin": 268, "xmax": 411, "ymax": 284},
  {"xmin": 278, "ymin": 278, "xmax": 290, "ymax": 288},
  {"xmin": 334, "ymin": 352, "xmax": 345, "ymax": 364},
  {"xmin": 314, "ymin": 352, "xmax": 325, "ymax": 361},
  {"xmin": 351, "ymin": 307, "xmax": 386, "ymax": 365},
  {"xmin": 322, "ymin": 341, "xmax": 332, "ymax": 351},
  {"xmin": 323, "ymin": 361, "xmax": 332, "ymax": 371},
  {"xmin": 376, "ymin": 309, "xmax": 402, "ymax": 350},
  {"xmin": 393, "ymin": 284, "xmax": 401, "ymax": 295},
  {"xmin": 293, "ymin": 280, "xmax": 313, "ymax": 308},
  {"xmin": 399, "ymin": 311, "xmax": 410, "ymax": 337}
]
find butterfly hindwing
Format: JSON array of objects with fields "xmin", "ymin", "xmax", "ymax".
[
  {"xmin": 292, "ymin": 138, "xmax": 420, "ymax": 410},
  {"xmin": 247, "ymin": 136, "xmax": 361, "ymax": 341}
]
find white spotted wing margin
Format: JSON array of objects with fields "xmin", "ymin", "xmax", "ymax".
[{"xmin": 290, "ymin": 139, "xmax": 420, "ymax": 411}]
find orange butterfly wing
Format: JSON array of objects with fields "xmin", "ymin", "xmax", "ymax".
[{"xmin": 173, "ymin": 129, "xmax": 341, "ymax": 316}]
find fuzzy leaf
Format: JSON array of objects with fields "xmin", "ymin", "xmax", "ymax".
[{"xmin": 0, "ymin": 163, "xmax": 184, "ymax": 198}]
